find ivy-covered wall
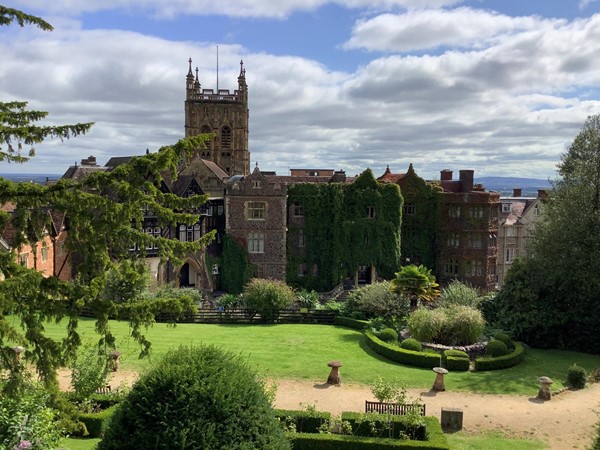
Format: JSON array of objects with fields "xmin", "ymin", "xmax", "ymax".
[
  {"xmin": 396, "ymin": 165, "xmax": 440, "ymax": 270},
  {"xmin": 287, "ymin": 169, "xmax": 403, "ymax": 291},
  {"xmin": 220, "ymin": 234, "xmax": 254, "ymax": 294}
]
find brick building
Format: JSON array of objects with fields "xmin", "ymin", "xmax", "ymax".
[{"xmin": 379, "ymin": 166, "xmax": 500, "ymax": 292}]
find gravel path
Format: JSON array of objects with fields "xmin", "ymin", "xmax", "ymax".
[{"xmin": 59, "ymin": 370, "xmax": 600, "ymax": 449}]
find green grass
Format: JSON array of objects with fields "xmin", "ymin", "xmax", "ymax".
[
  {"xmin": 60, "ymin": 437, "xmax": 100, "ymax": 450},
  {"xmin": 32, "ymin": 317, "xmax": 600, "ymax": 395},
  {"xmin": 62, "ymin": 432, "xmax": 550, "ymax": 450},
  {"xmin": 446, "ymin": 431, "xmax": 548, "ymax": 449}
]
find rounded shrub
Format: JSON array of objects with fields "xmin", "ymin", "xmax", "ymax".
[
  {"xmin": 400, "ymin": 338, "xmax": 422, "ymax": 352},
  {"xmin": 485, "ymin": 339, "xmax": 509, "ymax": 357},
  {"xmin": 566, "ymin": 364, "xmax": 587, "ymax": 389},
  {"xmin": 493, "ymin": 332, "xmax": 512, "ymax": 346},
  {"xmin": 378, "ymin": 327, "xmax": 398, "ymax": 343},
  {"xmin": 444, "ymin": 349, "xmax": 469, "ymax": 359},
  {"xmin": 98, "ymin": 345, "xmax": 289, "ymax": 450},
  {"xmin": 241, "ymin": 278, "xmax": 296, "ymax": 323}
]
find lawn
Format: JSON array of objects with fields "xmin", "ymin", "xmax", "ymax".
[{"xmin": 33, "ymin": 317, "xmax": 600, "ymax": 395}]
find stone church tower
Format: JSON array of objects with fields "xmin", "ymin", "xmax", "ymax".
[{"xmin": 184, "ymin": 58, "xmax": 250, "ymax": 176}]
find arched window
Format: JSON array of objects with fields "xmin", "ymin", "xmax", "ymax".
[{"xmin": 221, "ymin": 126, "xmax": 232, "ymax": 149}]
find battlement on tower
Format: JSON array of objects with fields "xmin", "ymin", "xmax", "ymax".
[{"xmin": 187, "ymin": 88, "xmax": 244, "ymax": 102}]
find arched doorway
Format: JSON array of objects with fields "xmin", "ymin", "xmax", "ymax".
[{"xmin": 179, "ymin": 262, "xmax": 197, "ymax": 288}]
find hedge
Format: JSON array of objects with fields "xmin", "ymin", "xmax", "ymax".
[
  {"xmin": 444, "ymin": 356, "xmax": 470, "ymax": 372},
  {"xmin": 79, "ymin": 405, "xmax": 119, "ymax": 438},
  {"xmin": 340, "ymin": 411, "xmax": 425, "ymax": 440},
  {"xmin": 334, "ymin": 316, "xmax": 370, "ymax": 330},
  {"xmin": 286, "ymin": 417, "xmax": 448, "ymax": 449},
  {"xmin": 274, "ymin": 409, "xmax": 331, "ymax": 433},
  {"xmin": 474, "ymin": 342, "xmax": 525, "ymax": 371},
  {"xmin": 364, "ymin": 331, "xmax": 441, "ymax": 369}
]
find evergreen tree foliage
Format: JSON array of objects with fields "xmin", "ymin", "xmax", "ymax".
[
  {"xmin": 98, "ymin": 345, "xmax": 289, "ymax": 450},
  {"xmin": 494, "ymin": 114, "xmax": 600, "ymax": 353},
  {"xmin": 0, "ymin": 2, "xmax": 214, "ymax": 392},
  {"xmin": 0, "ymin": 7, "xmax": 93, "ymax": 163},
  {"xmin": 0, "ymin": 135, "xmax": 213, "ymax": 390}
]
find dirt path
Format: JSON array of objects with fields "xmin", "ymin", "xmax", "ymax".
[
  {"xmin": 274, "ymin": 379, "xmax": 600, "ymax": 449},
  {"xmin": 60, "ymin": 370, "xmax": 600, "ymax": 449}
]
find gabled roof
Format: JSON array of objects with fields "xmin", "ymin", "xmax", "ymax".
[
  {"xmin": 105, "ymin": 156, "xmax": 134, "ymax": 169},
  {"xmin": 377, "ymin": 165, "xmax": 406, "ymax": 184},
  {"xmin": 62, "ymin": 165, "xmax": 107, "ymax": 180}
]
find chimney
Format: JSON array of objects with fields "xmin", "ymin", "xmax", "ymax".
[
  {"xmin": 537, "ymin": 189, "xmax": 547, "ymax": 199},
  {"xmin": 330, "ymin": 170, "xmax": 346, "ymax": 183},
  {"xmin": 440, "ymin": 169, "xmax": 453, "ymax": 181},
  {"xmin": 513, "ymin": 188, "xmax": 522, "ymax": 197},
  {"xmin": 81, "ymin": 156, "xmax": 97, "ymax": 166},
  {"xmin": 459, "ymin": 169, "xmax": 474, "ymax": 192}
]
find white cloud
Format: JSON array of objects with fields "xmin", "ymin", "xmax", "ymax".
[
  {"xmin": 11, "ymin": 0, "xmax": 464, "ymax": 19},
  {"xmin": 343, "ymin": 8, "xmax": 559, "ymax": 52},
  {"xmin": 2, "ymin": 8, "xmax": 600, "ymax": 180}
]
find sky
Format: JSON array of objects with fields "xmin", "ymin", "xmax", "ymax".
[{"xmin": 2, "ymin": 0, "xmax": 600, "ymax": 180}]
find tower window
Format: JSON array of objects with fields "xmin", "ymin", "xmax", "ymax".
[{"xmin": 221, "ymin": 126, "xmax": 232, "ymax": 149}]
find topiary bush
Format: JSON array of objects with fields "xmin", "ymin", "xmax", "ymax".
[
  {"xmin": 98, "ymin": 345, "xmax": 289, "ymax": 450},
  {"xmin": 400, "ymin": 338, "xmax": 422, "ymax": 352},
  {"xmin": 444, "ymin": 349, "xmax": 469, "ymax": 359},
  {"xmin": 485, "ymin": 339, "xmax": 509, "ymax": 357},
  {"xmin": 566, "ymin": 364, "xmax": 587, "ymax": 389},
  {"xmin": 378, "ymin": 328, "xmax": 399, "ymax": 343}
]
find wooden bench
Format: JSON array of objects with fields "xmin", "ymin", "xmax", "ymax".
[
  {"xmin": 96, "ymin": 385, "xmax": 111, "ymax": 395},
  {"xmin": 365, "ymin": 400, "xmax": 426, "ymax": 416}
]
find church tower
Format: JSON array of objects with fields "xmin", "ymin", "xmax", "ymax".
[{"xmin": 184, "ymin": 58, "xmax": 250, "ymax": 176}]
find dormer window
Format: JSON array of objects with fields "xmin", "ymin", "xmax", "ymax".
[
  {"xmin": 252, "ymin": 180, "xmax": 262, "ymax": 189},
  {"xmin": 502, "ymin": 203, "xmax": 511, "ymax": 213}
]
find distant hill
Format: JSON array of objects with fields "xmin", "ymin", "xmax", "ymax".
[
  {"xmin": 476, "ymin": 177, "xmax": 552, "ymax": 196},
  {"xmin": 0, "ymin": 173, "xmax": 60, "ymax": 184}
]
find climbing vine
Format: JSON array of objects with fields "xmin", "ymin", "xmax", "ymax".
[
  {"xmin": 220, "ymin": 234, "xmax": 254, "ymax": 294},
  {"xmin": 397, "ymin": 170, "xmax": 440, "ymax": 270},
  {"xmin": 286, "ymin": 169, "xmax": 403, "ymax": 291}
]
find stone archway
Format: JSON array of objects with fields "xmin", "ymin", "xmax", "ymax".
[{"xmin": 178, "ymin": 260, "xmax": 200, "ymax": 288}]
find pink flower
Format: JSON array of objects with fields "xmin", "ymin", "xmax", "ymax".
[{"xmin": 16, "ymin": 441, "xmax": 32, "ymax": 449}]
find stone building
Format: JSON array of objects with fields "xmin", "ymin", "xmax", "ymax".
[
  {"xmin": 225, "ymin": 165, "xmax": 288, "ymax": 280},
  {"xmin": 184, "ymin": 59, "xmax": 250, "ymax": 176},
  {"xmin": 496, "ymin": 188, "xmax": 545, "ymax": 287}
]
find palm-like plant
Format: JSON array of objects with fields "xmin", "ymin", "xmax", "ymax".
[{"xmin": 390, "ymin": 264, "xmax": 440, "ymax": 311}]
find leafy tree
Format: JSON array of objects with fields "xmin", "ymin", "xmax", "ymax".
[
  {"xmin": 240, "ymin": 278, "xmax": 296, "ymax": 322},
  {"xmin": 390, "ymin": 264, "xmax": 440, "ymax": 311},
  {"xmin": 495, "ymin": 114, "xmax": 600, "ymax": 353}
]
